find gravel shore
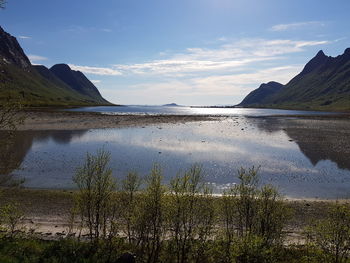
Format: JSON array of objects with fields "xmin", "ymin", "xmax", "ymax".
[{"xmin": 17, "ymin": 110, "xmax": 218, "ymax": 130}]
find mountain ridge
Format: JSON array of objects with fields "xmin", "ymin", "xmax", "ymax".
[
  {"xmin": 0, "ymin": 26, "xmax": 111, "ymax": 106},
  {"xmin": 239, "ymin": 49, "xmax": 350, "ymax": 111},
  {"xmin": 50, "ymin": 64, "xmax": 107, "ymax": 103}
]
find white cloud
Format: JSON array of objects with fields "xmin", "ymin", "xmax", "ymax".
[
  {"xmin": 18, "ymin": 35, "xmax": 31, "ymax": 39},
  {"xmin": 91, "ymin": 80, "xmax": 101, "ymax": 84},
  {"xmin": 111, "ymin": 38, "xmax": 328, "ymax": 76},
  {"xmin": 114, "ymin": 57, "xmax": 276, "ymax": 76},
  {"xmin": 190, "ymin": 65, "xmax": 302, "ymax": 95},
  {"xmin": 115, "ymin": 65, "xmax": 302, "ymax": 99},
  {"xmin": 69, "ymin": 38, "xmax": 328, "ymax": 78},
  {"xmin": 65, "ymin": 26, "xmax": 113, "ymax": 34},
  {"xmin": 218, "ymin": 36, "xmax": 228, "ymax": 42},
  {"xmin": 69, "ymin": 37, "xmax": 329, "ymax": 104},
  {"xmin": 68, "ymin": 64, "xmax": 122, "ymax": 76},
  {"xmin": 270, "ymin": 21, "xmax": 325, "ymax": 32},
  {"xmin": 28, "ymin": 54, "xmax": 48, "ymax": 62}
]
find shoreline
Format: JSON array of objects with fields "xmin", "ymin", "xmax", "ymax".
[
  {"xmin": 0, "ymin": 187, "xmax": 346, "ymax": 241},
  {"xmin": 16, "ymin": 110, "xmax": 219, "ymax": 130},
  {"xmin": 5, "ymin": 110, "xmax": 350, "ymax": 200},
  {"xmin": 1, "ymin": 110, "xmax": 350, "ymax": 240},
  {"xmin": 14, "ymin": 109, "xmax": 350, "ymax": 131}
]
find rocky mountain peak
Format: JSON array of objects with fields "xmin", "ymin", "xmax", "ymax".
[
  {"xmin": 0, "ymin": 26, "xmax": 31, "ymax": 70},
  {"xmin": 315, "ymin": 50, "xmax": 326, "ymax": 57},
  {"xmin": 299, "ymin": 50, "xmax": 329, "ymax": 75}
]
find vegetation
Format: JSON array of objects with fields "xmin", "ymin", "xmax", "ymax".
[
  {"xmin": 0, "ymin": 150, "xmax": 350, "ymax": 262},
  {"xmin": 0, "ymin": 101, "xmax": 24, "ymax": 186},
  {"xmin": 305, "ymin": 204, "xmax": 350, "ymax": 263},
  {"xmin": 0, "ymin": 64, "xmax": 110, "ymax": 107},
  {"xmin": 0, "ymin": 24, "xmax": 111, "ymax": 107},
  {"xmin": 73, "ymin": 149, "xmax": 117, "ymax": 244}
]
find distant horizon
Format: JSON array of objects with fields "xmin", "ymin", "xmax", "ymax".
[
  {"xmin": 79, "ymin": 103, "xmax": 239, "ymax": 107},
  {"xmin": 2, "ymin": 0, "xmax": 350, "ymax": 105}
]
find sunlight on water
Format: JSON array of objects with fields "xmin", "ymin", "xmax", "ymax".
[
  {"xmin": 68, "ymin": 105, "xmax": 339, "ymax": 117},
  {"xmin": 4, "ymin": 117, "xmax": 350, "ymax": 199}
]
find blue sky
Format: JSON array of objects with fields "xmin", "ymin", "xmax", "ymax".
[{"xmin": 1, "ymin": 0, "xmax": 350, "ymax": 105}]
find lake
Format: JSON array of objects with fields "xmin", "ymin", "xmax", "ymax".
[{"xmin": 2, "ymin": 106, "xmax": 350, "ymax": 199}]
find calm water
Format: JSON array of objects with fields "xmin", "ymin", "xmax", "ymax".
[
  {"xmin": 67, "ymin": 105, "xmax": 339, "ymax": 116},
  {"xmin": 3, "ymin": 112, "xmax": 350, "ymax": 199}
]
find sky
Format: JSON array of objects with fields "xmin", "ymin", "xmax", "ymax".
[{"xmin": 1, "ymin": 0, "xmax": 350, "ymax": 105}]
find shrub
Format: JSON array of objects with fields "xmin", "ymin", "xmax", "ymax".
[
  {"xmin": 0, "ymin": 202, "xmax": 24, "ymax": 237},
  {"xmin": 307, "ymin": 203, "xmax": 350, "ymax": 263},
  {"xmin": 73, "ymin": 148, "xmax": 117, "ymax": 244}
]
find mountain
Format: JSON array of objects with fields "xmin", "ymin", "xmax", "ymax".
[
  {"xmin": 239, "ymin": 49, "xmax": 350, "ymax": 111},
  {"xmin": 50, "ymin": 64, "xmax": 108, "ymax": 103},
  {"xmin": 238, "ymin": 81, "xmax": 284, "ymax": 106},
  {"xmin": 0, "ymin": 26, "xmax": 31, "ymax": 70},
  {"xmin": 0, "ymin": 26, "xmax": 111, "ymax": 106}
]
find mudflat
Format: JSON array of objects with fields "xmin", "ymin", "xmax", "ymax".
[{"xmin": 17, "ymin": 110, "xmax": 218, "ymax": 130}]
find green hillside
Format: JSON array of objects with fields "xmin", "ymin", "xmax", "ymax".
[
  {"xmin": 0, "ymin": 26, "xmax": 111, "ymax": 107},
  {"xmin": 0, "ymin": 64, "xmax": 109, "ymax": 106},
  {"xmin": 239, "ymin": 49, "xmax": 350, "ymax": 111}
]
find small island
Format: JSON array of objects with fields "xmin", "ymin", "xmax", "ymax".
[{"xmin": 162, "ymin": 103, "xmax": 181, "ymax": 107}]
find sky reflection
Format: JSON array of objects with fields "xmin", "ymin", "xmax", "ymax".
[{"xmin": 4, "ymin": 117, "xmax": 350, "ymax": 199}]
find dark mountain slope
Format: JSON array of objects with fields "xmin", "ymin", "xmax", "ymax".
[
  {"xmin": 238, "ymin": 81, "xmax": 284, "ymax": 106},
  {"xmin": 50, "ymin": 64, "xmax": 108, "ymax": 104},
  {"xmin": 33, "ymin": 65, "xmax": 108, "ymax": 105},
  {"xmin": 0, "ymin": 26, "xmax": 31, "ymax": 70},
  {"xmin": 0, "ymin": 26, "xmax": 111, "ymax": 106},
  {"xmin": 0, "ymin": 63, "xmax": 96, "ymax": 106},
  {"xmin": 239, "ymin": 49, "xmax": 350, "ymax": 111},
  {"xmin": 268, "ymin": 49, "xmax": 350, "ymax": 109}
]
